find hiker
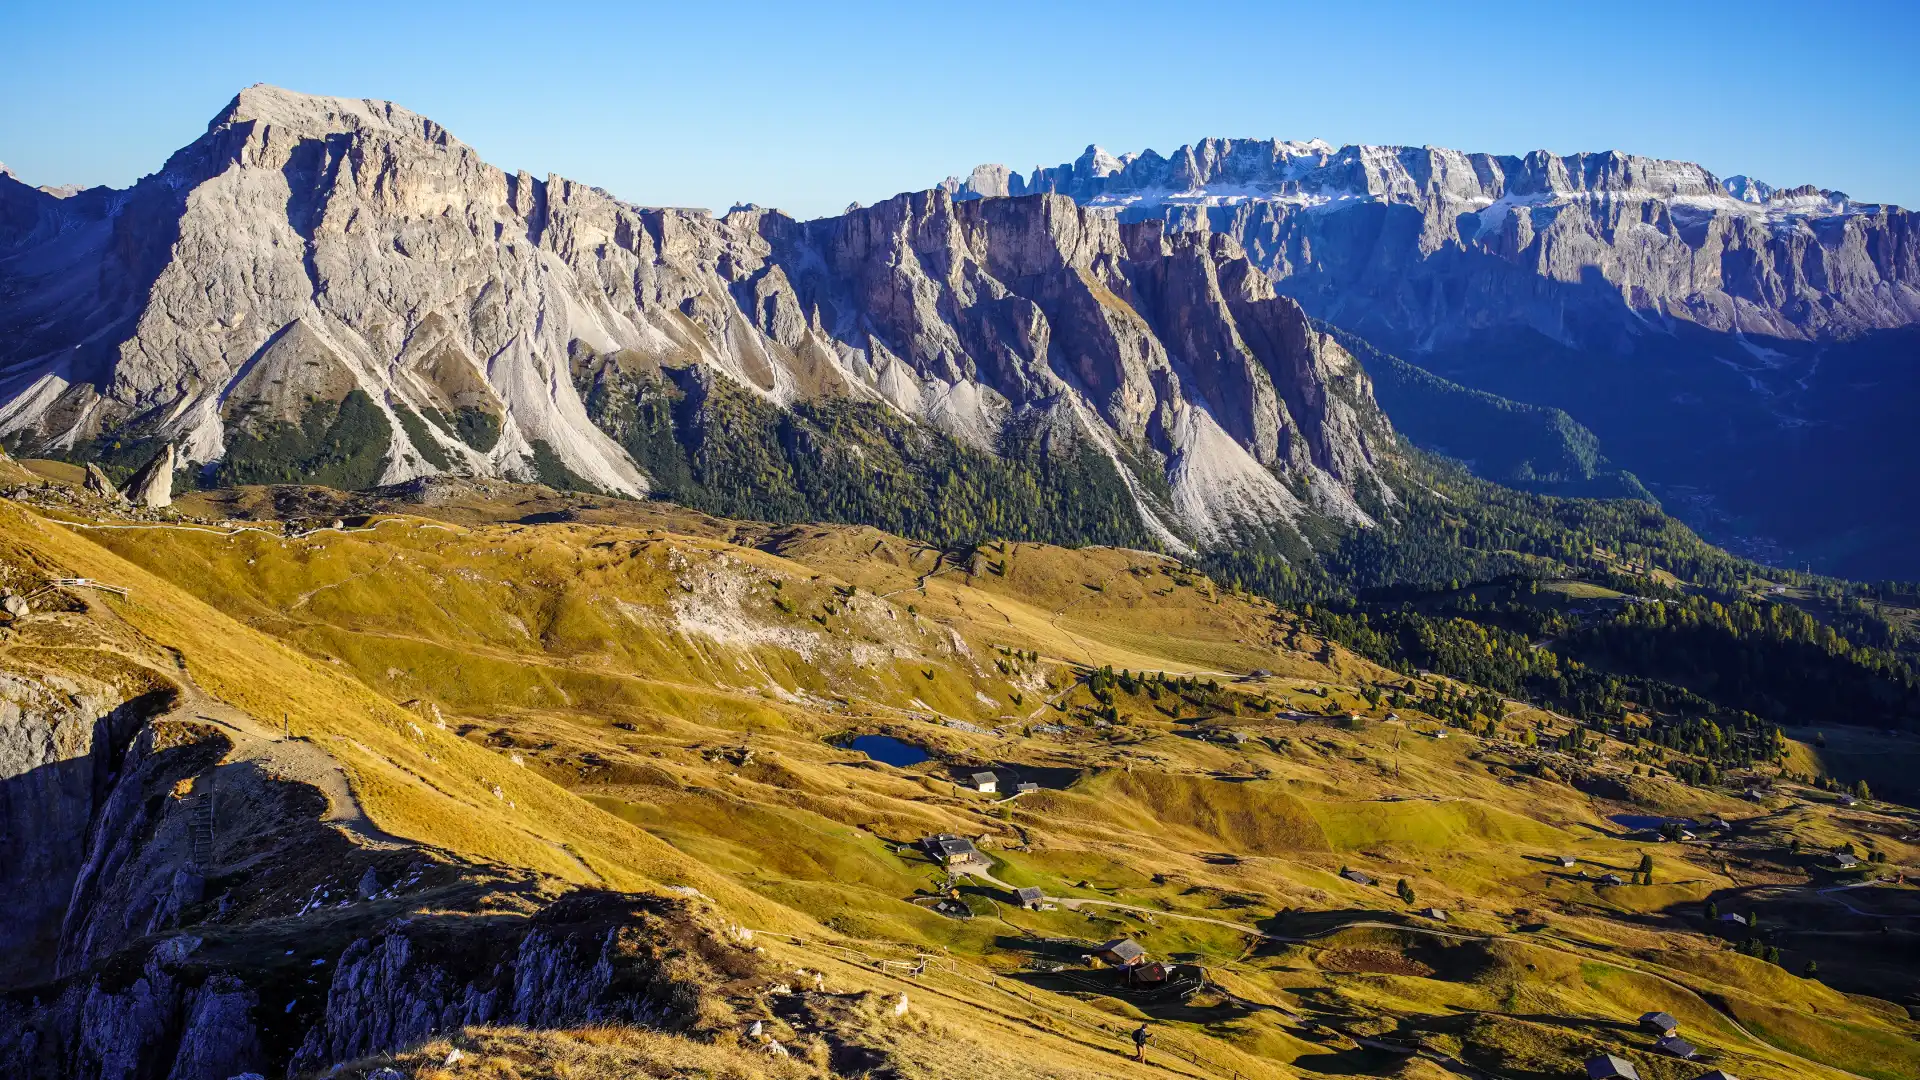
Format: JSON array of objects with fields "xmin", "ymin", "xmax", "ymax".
[{"xmin": 1132, "ymin": 1022, "xmax": 1151, "ymax": 1063}]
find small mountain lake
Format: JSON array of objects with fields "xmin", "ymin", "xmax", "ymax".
[{"xmin": 840, "ymin": 734, "xmax": 931, "ymax": 767}]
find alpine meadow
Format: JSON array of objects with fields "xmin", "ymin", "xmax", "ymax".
[{"xmin": 1, "ymin": 19, "xmax": 1918, "ymax": 1080}]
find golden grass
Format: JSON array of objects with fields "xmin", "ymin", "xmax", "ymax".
[
  {"xmin": 359, "ymin": 1025, "xmax": 825, "ymax": 1080},
  {"xmin": 14, "ymin": 492, "xmax": 1917, "ymax": 1080}
]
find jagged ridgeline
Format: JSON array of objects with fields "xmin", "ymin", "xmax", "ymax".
[
  {"xmin": 0, "ymin": 86, "xmax": 1394, "ymax": 557},
  {"xmin": 950, "ymin": 139, "xmax": 1920, "ymax": 578}
]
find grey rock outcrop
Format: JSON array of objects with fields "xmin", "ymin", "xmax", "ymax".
[
  {"xmin": 0, "ymin": 87, "xmax": 1394, "ymax": 553},
  {"xmin": 955, "ymin": 138, "xmax": 1920, "ymax": 344},
  {"xmin": 123, "ymin": 446, "xmax": 173, "ymax": 508},
  {"xmin": 82, "ymin": 464, "xmax": 124, "ymax": 503},
  {"xmin": 0, "ymin": 694, "xmax": 736, "ymax": 1080},
  {"xmin": 0, "ymin": 671, "xmax": 165, "ymax": 986}
]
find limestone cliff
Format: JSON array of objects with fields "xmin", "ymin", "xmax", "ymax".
[
  {"xmin": 954, "ymin": 138, "xmax": 1920, "ymax": 345},
  {"xmin": 0, "ymin": 88, "xmax": 1395, "ymax": 555}
]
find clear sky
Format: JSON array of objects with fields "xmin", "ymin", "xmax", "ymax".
[{"xmin": 3, "ymin": 0, "xmax": 1915, "ymax": 219}]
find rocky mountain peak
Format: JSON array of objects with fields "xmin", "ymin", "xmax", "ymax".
[
  {"xmin": 212, "ymin": 83, "xmax": 461, "ymax": 150},
  {"xmin": 0, "ymin": 87, "xmax": 1394, "ymax": 557}
]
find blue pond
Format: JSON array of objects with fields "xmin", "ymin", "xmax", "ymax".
[{"xmin": 842, "ymin": 734, "xmax": 931, "ymax": 767}]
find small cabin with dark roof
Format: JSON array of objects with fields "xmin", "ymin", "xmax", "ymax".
[
  {"xmin": 1014, "ymin": 886, "xmax": 1045, "ymax": 909},
  {"xmin": 1656, "ymin": 1035, "xmax": 1698, "ymax": 1060},
  {"xmin": 922, "ymin": 834, "xmax": 987, "ymax": 871},
  {"xmin": 1828, "ymin": 851, "xmax": 1859, "ymax": 869},
  {"xmin": 970, "ymin": 771, "xmax": 998, "ymax": 793},
  {"xmin": 1096, "ymin": 938, "xmax": 1146, "ymax": 967},
  {"xmin": 1599, "ymin": 873, "xmax": 1625, "ymax": 885},
  {"xmin": 1341, "ymin": 868, "xmax": 1375, "ymax": 886},
  {"xmin": 1557, "ymin": 855, "xmax": 1578, "ymax": 867},
  {"xmin": 1585, "ymin": 1053, "xmax": 1640, "ymax": 1080},
  {"xmin": 1015, "ymin": 781, "xmax": 1039, "ymax": 794},
  {"xmin": 1639, "ymin": 1012, "xmax": 1679, "ymax": 1036}
]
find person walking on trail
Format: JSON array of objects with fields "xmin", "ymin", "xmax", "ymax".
[{"xmin": 1132, "ymin": 1022, "xmax": 1151, "ymax": 1063}]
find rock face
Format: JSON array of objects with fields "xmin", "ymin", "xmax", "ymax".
[
  {"xmin": 953, "ymin": 139, "xmax": 1920, "ymax": 344},
  {"xmin": 0, "ymin": 87, "xmax": 1393, "ymax": 554},
  {"xmin": 82, "ymin": 463, "xmax": 122, "ymax": 502},
  {"xmin": 0, "ymin": 664, "xmax": 745, "ymax": 1079},
  {"xmin": 957, "ymin": 139, "xmax": 1920, "ymax": 576},
  {"xmin": 122, "ymin": 446, "xmax": 174, "ymax": 507},
  {"xmin": 0, "ymin": 673, "xmax": 161, "ymax": 984}
]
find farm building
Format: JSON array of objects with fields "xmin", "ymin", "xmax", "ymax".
[
  {"xmin": 1585, "ymin": 1053, "xmax": 1640, "ymax": 1080},
  {"xmin": 1638, "ymin": 1012, "xmax": 1680, "ymax": 1036},
  {"xmin": 1124, "ymin": 961, "xmax": 1169, "ymax": 985},
  {"xmin": 1656, "ymin": 1035, "xmax": 1698, "ymax": 1060},
  {"xmin": 922, "ymin": 834, "xmax": 988, "ymax": 872},
  {"xmin": 1341, "ymin": 868, "xmax": 1375, "ymax": 886},
  {"xmin": 1096, "ymin": 938, "xmax": 1146, "ymax": 967},
  {"xmin": 1557, "ymin": 855, "xmax": 1578, "ymax": 868},
  {"xmin": 970, "ymin": 772, "xmax": 998, "ymax": 793},
  {"xmin": 1015, "ymin": 886, "xmax": 1045, "ymax": 909}
]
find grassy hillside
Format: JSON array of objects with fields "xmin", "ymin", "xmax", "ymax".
[{"xmin": 5, "ymin": 476, "xmax": 1916, "ymax": 1080}]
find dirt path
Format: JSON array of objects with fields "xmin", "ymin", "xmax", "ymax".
[
  {"xmin": 59, "ymin": 517, "xmax": 461, "ymax": 539},
  {"xmin": 185, "ymin": 701, "xmax": 411, "ymax": 848},
  {"xmin": 877, "ymin": 552, "xmax": 960, "ymax": 600},
  {"xmin": 1, "ymin": 625, "xmax": 409, "ymax": 853},
  {"xmin": 292, "ymin": 550, "xmax": 399, "ymax": 609},
  {"xmin": 12, "ymin": 568, "xmax": 413, "ymax": 852}
]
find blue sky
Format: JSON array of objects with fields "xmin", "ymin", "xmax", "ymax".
[{"xmin": 3, "ymin": 0, "xmax": 1915, "ymax": 219}]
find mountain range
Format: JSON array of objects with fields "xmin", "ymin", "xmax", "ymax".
[
  {"xmin": 5, "ymin": 87, "xmax": 1920, "ymax": 1080},
  {"xmin": 3, "ymin": 88, "xmax": 1917, "ymax": 574},
  {"xmin": 952, "ymin": 139, "xmax": 1920, "ymax": 576}
]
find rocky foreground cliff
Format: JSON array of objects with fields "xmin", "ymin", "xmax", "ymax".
[{"xmin": 0, "ymin": 87, "xmax": 1395, "ymax": 557}]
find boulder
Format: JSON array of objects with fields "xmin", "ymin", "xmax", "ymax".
[
  {"xmin": 125, "ymin": 446, "xmax": 175, "ymax": 508},
  {"xmin": 84, "ymin": 463, "xmax": 126, "ymax": 503}
]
